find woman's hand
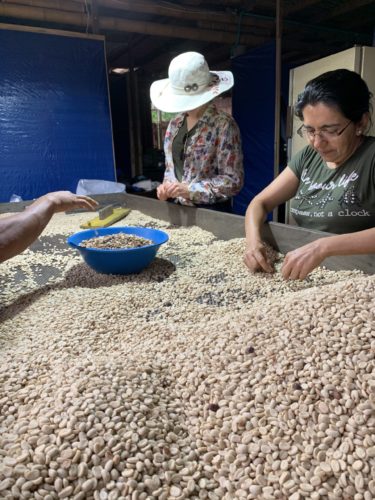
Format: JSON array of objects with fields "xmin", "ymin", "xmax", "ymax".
[
  {"xmin": 30, "ymin": 191, "xmax": 98, "ymax": 213},
  {"xmin": 156, "ymin": 183, "xmax": 171, "ymax": 201},
  {"xmin": 157, "ymin": 181, "xmax": 190, "ymax": 201},
  {"xmin": 244, "ymin": 240, "xmax": 274, "ymax": 274},
  {"xmin": 281, "ymin": 239, "xmax": 327, "ymax": 280},
  {"xmin": 165, "ymin": 182, "xmax": 190, "ymax": 200},
  {"xmin": 0, "ymin": 191, "xmax": 97, "ymax": 264}
]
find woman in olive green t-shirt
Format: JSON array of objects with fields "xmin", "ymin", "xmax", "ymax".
[{"xmin": 244, "ymin": 69, "xmax": 375, "ymax": 280}]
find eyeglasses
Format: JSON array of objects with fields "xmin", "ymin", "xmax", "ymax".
[{"xmin": 297, "ymin": 120, "xmax": 352, "ymax": 141}]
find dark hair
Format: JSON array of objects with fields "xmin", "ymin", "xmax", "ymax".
[{"xmin": 295, "ymin": 69, "xmax": 373, "ymax": 124}]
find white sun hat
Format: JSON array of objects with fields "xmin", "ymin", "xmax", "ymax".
[{"xmin": 150, "ymin": 52, "xmax": 234, "ymax": 113}]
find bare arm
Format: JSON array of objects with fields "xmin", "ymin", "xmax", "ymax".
[
  {"xmin": 322, "ymin": 228, "xmax": 375, "ymax": 256},
  {"xmin": 281, "ymin": 227, "xmax": 375, "ymax": 280},
  {"xmin": 0, "ymin": 191, "xmax": 98, "ymax": 263},
  {"xmin": 244, "ymin": 167, "xmax": 300, "ymax": 272}
]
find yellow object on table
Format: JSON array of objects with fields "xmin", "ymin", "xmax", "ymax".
[{"xmin": 80, "ymin": 205, "xmax": 131, "ymax": 229}]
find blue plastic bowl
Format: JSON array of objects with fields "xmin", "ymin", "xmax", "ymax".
[{"xmin": 67, "ymin": 226, "xmax": 169, "ymax": 275}]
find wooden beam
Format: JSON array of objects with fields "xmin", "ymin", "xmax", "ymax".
[
  {"xmin": 3, "ymin": 1, "xmax": 368, "ymax": 43},
  {"xmin": 88, "ymin": 0, "xmax": 99, "ymax": 34},
  {"xmin": 285, "ymin": 0, "xmax": 323, "ymax": 15},
  {"xmin": 65, "ymin": 0, "xmax": 270, "ymax": 29},
  {"xmin": 4, "ymin": 0, "xmax": 84, "ymax": 13},
  {"xmin": 0, "ymin": 2, "xmax": 262, "ymax": 44},
  {"xmin": 197, "ymin": 19, "xmax": 272, "ymax": 37},
  {"xmin": 0, "ymin": 19, "xmax": 104, "ymax": 39},
  {"xmin": 308, "ymin": 0, "xmax": 375, "ymax": 23},
  {"xmin": 273, "ymin": 0, "xmax": 281, "ymax": 222},
  {"xmin": 101, "ymin": 17, "xmax": 257, "ymax": 44},
  {"xmin": 0, "ymin": 4, "xmax": 87, "ymax": 27}
]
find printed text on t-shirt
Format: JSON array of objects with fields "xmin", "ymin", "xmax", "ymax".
[{"xmin": 301, "ymin": 170, "xmax": 359, "ymax": 191}]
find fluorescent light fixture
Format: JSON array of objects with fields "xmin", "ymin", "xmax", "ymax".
[
  {"xmin": 110, "ymin": 67, "xmax": 139, "ymax": 74},
  {"xmin": 111, "ymin": 68, "xmax": 129, "ymax": 74}
]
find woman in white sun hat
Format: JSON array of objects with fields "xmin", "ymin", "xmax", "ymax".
[{"xmin": 150, "ymin": 52, "xmax": 244, "ymax": 211}]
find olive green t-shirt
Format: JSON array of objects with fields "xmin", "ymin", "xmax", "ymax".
[
  {"xmin": 171, "ymin": 117, "xmax": 198, "ymax": 182},
  {"xmin": 288, "ymin": 137, "xmax": 375, "ymax": 234}
]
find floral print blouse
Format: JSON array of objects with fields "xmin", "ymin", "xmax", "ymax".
[{"xmin": 163, "ymin": 103, "xmax": 244, "ymax": 205}]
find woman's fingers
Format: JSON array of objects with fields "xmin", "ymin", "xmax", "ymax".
[{"xmin": 244, "ymin": 245, "xmax": 274, "ymax": 274}]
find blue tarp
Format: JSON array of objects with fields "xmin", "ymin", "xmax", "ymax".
[
  {"xmin": 232, "ymin": 43, "xmax": 279, "ymax": 216},
  {"xmin": 0, "ymin": 28, "xmax": 115, "ymax": 202}
]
